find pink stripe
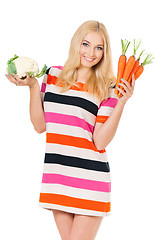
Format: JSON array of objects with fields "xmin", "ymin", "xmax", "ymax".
[
  {"xmin": 52, "ymin": 66, "xmax": 63, "ymax": 70},
  {"xmin": 41, "ymin": 83, "xmax": 46, "ymax": 93},
  {"xmin": 100, "ymin": 98, "xmax": 118, "ymax": 108},
  {"xmin": 42, "ymin": 173, "xmax": 111, "ymax": 192},
  {"xmin": 45, "ymin": 112, "xmax": 94, "ymax": 133}
]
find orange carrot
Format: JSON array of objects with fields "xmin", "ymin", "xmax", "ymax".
[
  {"xmin": 122, "ymin": 55, "xmax": 136, "ymax": 80},
  {"xmin": 134, "ymin": 65, "xmax": 144, "ymax": 79},
  {"xmin": 115, "ymin": 55, "xmax": 127, "ymax": 95},
  {"xmin": 118, "ymin": 39, "xmax": 141, "ymax": 97},
  {"xmin": 127, "ymin": 50, "xmax": 144, "ymax": 84},
  {"xmin": 117, "ymin": 56, "xmax": 136, "ymax": 97},
  {"xmin": 115, "ymin": 39, "xmax": 130, "ymax": 96},
  {"xmin": 127, "ymin": 59, "xmax": 139, "ymax": 83},
  {"xmin": 134, "ymin": 53, "xmax": 154, "ymax": 80}
]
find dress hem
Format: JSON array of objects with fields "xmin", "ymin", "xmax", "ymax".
[{"xmin": 39, "ymin": 202, "xmax": 111, "ymax": 217}]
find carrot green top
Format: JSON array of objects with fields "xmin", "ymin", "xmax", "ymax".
[
  {"xmin": 141, "ymin": 53, "xmax": 154, "ymax": 66},
  {"xmin": 121, "ymin": 39, "xmax": 130, "ymax": 55}
]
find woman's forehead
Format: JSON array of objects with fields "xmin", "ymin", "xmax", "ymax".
[{"xmin": 83, "ymin": 31, "xmax": 104, "ymax": 45}]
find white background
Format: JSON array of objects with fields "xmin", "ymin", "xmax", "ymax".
[{"xmin": 0, "ymin": 0, "xmax": 159, "ymax": 239}]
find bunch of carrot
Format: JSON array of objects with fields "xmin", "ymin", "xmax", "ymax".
[{"xmin": 115, "ymin": 39, "xmax": 154, "ymax": 97}]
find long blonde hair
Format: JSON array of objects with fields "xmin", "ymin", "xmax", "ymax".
[{"xmin": 56, "ymin": 20, "xmax": 116, "ymax": 101}]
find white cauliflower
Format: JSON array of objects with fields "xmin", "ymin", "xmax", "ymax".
[{"xmin": 7, "ymin": 54, "xmax": 47, "ymax": 78}]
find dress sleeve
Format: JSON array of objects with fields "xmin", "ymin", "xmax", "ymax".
[
  {"xmin": 40, "ymin": 67, "xmax": 51, "ymax": 103},
  {"xmin": 95, "ymin": 86, "xmax": 118, "ymax": 123},
  {"xmin": 40, "ymin": 65, "xmax": 63, "ymax": 103}
]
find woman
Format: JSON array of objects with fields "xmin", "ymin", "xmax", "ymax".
[{"xmin": 6, "ymin": 20, "xmax": 135, "ymax": 240}]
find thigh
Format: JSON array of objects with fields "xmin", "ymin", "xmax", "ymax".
[
  {"xmin": 52, "ymin": 209, "xmax": 75, "ymax": 240},
  {"xmin": 69, "ymin": 214, "xmax": 103, "ymax": 240}
]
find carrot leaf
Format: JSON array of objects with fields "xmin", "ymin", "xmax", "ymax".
[
  {"xmin": 133, "ymin": 39, "xmax": 142, "ymax": 56},
  {"xmin": 137, "ymin": 50, "xmax": 145, "ymax": 61},
  {"xmin": 141, "ymin": 53, "xmax": 154, "ymax": 66},
  {"xmin": 121, "ymin": 39, "xmax": 130, "ymax": 55}
]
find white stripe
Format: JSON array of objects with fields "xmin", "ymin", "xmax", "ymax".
[
  {"xmin": 108, "ymin": 87, "xmax": 118, "ymax": 98},
  {"xmin": 39, "ymin": 202, "xmax": 110, "ymax": 217},
  {"xmin": 41, "ymin": 92, "xmax": 44, "ymax": 102},
  {"xmin": 97, "ymin": 106, "xmax": 114, "ymax": 116},
  {"xmin": 42, "ymin": 163, "xmax": 111, "ymax": 182},
  {"xmin": 49, "ymin": 67, "xmax": 61, "ymax": 77},
  {"xmin": 46, "ymin": 82, "xmax": 100, "ymax": 106},
  {"xmin": 44, "ymin": 101, "xmax": 96, "ymax": 126},
  {"xmin": 42, "ymin": 72, "xmax": 48, "ymax": 84},
  {"xmin": 45, "ymin": 122, "xmax": 93, "ymax": 140},
  {"xmin": 40, "ymin": 183, "xmax": 111, "ymax": 202},
  {"xmin": 45, "ymin": 143, "xmax": 108, "ymax": 163}
]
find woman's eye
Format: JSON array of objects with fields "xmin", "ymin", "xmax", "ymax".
[
  {"xmin": 96, "ymin": 46, "xmax": 103, "ymax": 50},
  {"xmin": 82, "ymin": 42, "xmax": 89, "ymax": 47}
]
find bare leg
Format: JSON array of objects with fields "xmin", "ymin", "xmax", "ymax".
[
  {"xmin": 69, "ymin": 214, "xmax": 103, "ymax": 240},
  {"xmin": 52, "ymin": 209, "xmax": 75, "ymax": 240}
]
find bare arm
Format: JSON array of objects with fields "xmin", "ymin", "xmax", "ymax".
[
  {"xmin": 93, "ymin": 75, "xmax": 135, "ymax": 150},
  {"xmin": 29, "ymin": 81, "xmax": 46, "ymax": 133},
  {"xmin": 93, "ymin": 101, "xmax": 125, "ymax": 150},
  {"xmin": 6, "ymin": 73, "xmax": 46, "ymax": 134}
]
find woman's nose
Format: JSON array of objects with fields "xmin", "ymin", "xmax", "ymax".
[{"xmin": 89, "ymin": 47, "xmax": 95, "ymax": 57}]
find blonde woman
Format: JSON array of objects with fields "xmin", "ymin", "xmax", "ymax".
[{"xmin": 6, "ymin": 20, "xmax": 135, "ymax": 240}]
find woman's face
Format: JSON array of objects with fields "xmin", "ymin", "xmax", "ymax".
[{"xmin": 79, "ymin": 31, "xmax": 104, "ymax": 68}]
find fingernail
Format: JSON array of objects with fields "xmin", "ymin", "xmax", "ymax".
[
  {"xmin": 121, "ymin": 78, "xmax": 124, "ymax": 81},
  {"xmin": 119, "ymin": 83, "xmax": 121, "ymax": 85}
]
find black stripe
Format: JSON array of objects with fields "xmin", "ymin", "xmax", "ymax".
[
  {"xmin": 109, "ymin": 84, "xmax": 115, "ymax": 89},
  {"xmin": 46, "ymin": 67, "xmax": 51, "ymax": 75},
  {"xmin": 44, "ymin": 153, "xmax": 110, "ymax": 173},
  {"xmin": 44, "ymin": 92, "xmax": 98, "ymax": 116}
]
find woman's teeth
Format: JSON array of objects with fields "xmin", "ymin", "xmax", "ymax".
[{"xmin": 84, "ymin": 56, "xmax": 95, "ymax": 62}]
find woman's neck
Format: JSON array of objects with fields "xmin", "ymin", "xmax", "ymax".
[{"xmin": 76, "ymin": 66, "xmax": 92, "ymax": 83}]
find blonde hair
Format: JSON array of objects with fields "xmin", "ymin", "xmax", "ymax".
[{"xmin": 56, "ymin": 20, "xmax": 116, "ymax": 101}]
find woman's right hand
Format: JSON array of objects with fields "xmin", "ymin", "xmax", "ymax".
[{"xmin": 5, "ymin": 72, "xmax": 39, "ymax": 88}]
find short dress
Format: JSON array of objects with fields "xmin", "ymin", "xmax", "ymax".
[{"xmin": 39, "ymin": 66, "xmax": 118, "ymax": 217}]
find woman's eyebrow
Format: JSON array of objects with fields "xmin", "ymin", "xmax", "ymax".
[
  {"xmin": 83, "ymin": 39, "xmax": 90, "ymax": 43},
  {"xmin": 83, "ymin": 39, "xmax": 104, "ymax": 46}
]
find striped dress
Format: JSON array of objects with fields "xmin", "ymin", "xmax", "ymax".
[{"xmin": 39, "ymin": 66, "xmax": 118, "ymax": 217}]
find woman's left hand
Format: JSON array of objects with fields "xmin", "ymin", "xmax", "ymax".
[{"xmin": 117, "ymin": 74, "xmax": 135, "ymax": 105}]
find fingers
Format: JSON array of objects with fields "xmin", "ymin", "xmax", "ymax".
[
  {"xmin": 5, "ymin": 73, "xmax": 18, "ymax": 85},
  {"xmin": 5, "ymin": 73, "xmax": 25, "ymax": 86},
  {"xmin": 119, "ymin": 80, "xmax": 129, "ymax": 92},
  {"xmin": 117, "ymin": 86, "xmax": 125, "ymax": 96},
  {"xmin": 13, "ymin": 74, "xmax": 26, "ymax": 85},
  {"xmin": 121, "ymin": 77, "xmax": 134, "ymax": 93},
  {"xmin": 117, "ymin": 77, "xmax": 134, "ymax": 98},
  {"xmin": 5, "ymin": 72, "xmax": 35, "ymax": 87},
  {"xmin": 131, "ymin": 74, "xmax": 135, "ymax": 88},
  {"xmin": 26, "ymin": 72, "xmax": 30, "ymax": 79},
  {"xmin": 120, "ymin": 78, "xmax": 131, "ymax": 89}
]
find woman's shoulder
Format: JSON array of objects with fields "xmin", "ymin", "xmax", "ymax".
[{"xmin": 46, "ymin": 65, "xmax": 63, "ymax": 76}]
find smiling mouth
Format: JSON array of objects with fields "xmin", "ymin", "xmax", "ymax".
[{"xmin": 83, "ymin": 56, "xmax": 96, "ymax": 62}]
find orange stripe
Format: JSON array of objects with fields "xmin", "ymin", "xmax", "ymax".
[
  {"xmin": 39, "ymin": 193, "xmax": 111, "ymax": 213},
  {"xmin": 96, "ymin": 116, "xmax": 109, "ymax": 123},
  {"xmin": 46, "ymin": 133, "xmax": 105, "ymax": 153},
  {"xmin": 47, "ymin": 75, "xmax": 58, "ymax": 85},
  {"xmin": 47, "ymin": 74, "xmax": 88, "ymax": 92}
]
